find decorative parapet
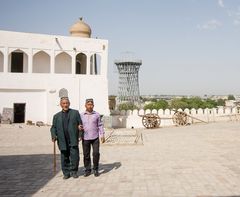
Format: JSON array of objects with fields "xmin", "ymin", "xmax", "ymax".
[
  {"xmin": 111, "ymin": 107, "xmax": 239, "ymax": 116},
  {"xmin": 110, "ymin": 107, "xmax": 240, "ymax": 129}
]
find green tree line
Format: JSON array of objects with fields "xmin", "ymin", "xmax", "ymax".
[
  {"xmin": 144, "ymin": 97, "xmax": 226, "ymax": 110},
  {"xmin": 116, "ymin": 95, "xmax": 234, "ymax": 110}
]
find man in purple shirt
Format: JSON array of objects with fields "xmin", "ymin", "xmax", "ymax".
[{"xmin": 80, "ymin": 98, "xmax": 105, "ymax": 177}]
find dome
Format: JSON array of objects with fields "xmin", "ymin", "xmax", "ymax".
[{"xmin": 69, "ymin": 18, "xmax": 91, "ymax": 38}]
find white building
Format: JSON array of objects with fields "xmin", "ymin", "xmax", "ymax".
[{"xmin": 0, "ymin": 18, "xmax": 109, "ymax": 124}]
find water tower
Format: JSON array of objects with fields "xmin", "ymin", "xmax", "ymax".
[{"xmin": 115, "ymin": 53, "xmax": 142, "ymax": 106}]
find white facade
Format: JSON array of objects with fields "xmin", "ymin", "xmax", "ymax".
[{"xmin": 0, "ymin": 30, "xmax": 109, "ymax": 124}]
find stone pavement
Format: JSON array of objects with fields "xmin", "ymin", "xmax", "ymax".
[{"xmin": 0, "ymin": 122, "xmax": 240, "ymax": 197}]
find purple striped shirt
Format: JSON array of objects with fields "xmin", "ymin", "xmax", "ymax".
[{"xmin": 80, "ymin": 110, "xmax": 104, "ymax": 140}]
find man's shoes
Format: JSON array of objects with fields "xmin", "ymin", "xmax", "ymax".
[
  {"xmin": 63, "ymin": 174, "xmax": 70, "ymax": 179},
  {"xmin": 71, "ymin": 172, "xmax": 79, "ymax": 178},
  {"xmin": 84, "ymin": 170, "xmax": 91, "ymax": 177},
  {"xmin": 93, "ymin": 170, "xmax": 99, "ymax": 177}
]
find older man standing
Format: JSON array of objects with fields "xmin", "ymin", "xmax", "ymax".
[
  {"xmin": 81, "ymin": 98, "xmax": 105, "ymax": 177},
  {"xmin": 50, "ymin": 97, "xmax": 83, "ymax": 179}
]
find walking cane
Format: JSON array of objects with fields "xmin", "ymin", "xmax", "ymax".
[{"xmin": 53, "ymin": 140, "xmax": 56, "ymax": 174}]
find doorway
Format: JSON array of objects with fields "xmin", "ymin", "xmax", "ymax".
[
  {"xmin": 11, "ymin": 52, "xmax": 24, "ymax": 73},
  {"xmin": 13, "ymin": 103, "xmax": 26, "ymax": 123}
]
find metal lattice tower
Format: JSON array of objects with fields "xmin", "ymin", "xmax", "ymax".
[{"xmin": 115, "ymin": 54, "xmax": 142, "ymax": 105}]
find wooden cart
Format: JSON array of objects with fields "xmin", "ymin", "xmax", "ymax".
[{"xmin": 141, "ymin": 110, "xmax": 206, "ymax": 129}]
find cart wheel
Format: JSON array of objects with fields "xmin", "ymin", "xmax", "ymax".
[
  {"xmin": 142, "ymin": 113, "xmax": 161, "ymax": 129},
  {"xmin": 172, "ymin": 111, "xmax": 188, "ymax": 126}
]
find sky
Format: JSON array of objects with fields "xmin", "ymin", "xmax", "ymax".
[{"xmin": 0, "ymin": 0, "xmax": 240, "ymax": 96}]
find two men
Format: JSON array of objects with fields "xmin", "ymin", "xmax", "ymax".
[{"xmin": 50, "ymin": 97, "xmax": 104, "ymax": 179}]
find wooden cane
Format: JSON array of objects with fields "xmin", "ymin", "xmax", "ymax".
[{"xmin": 53, "ymin": 140, "xmax": 56, "ymax": 174}]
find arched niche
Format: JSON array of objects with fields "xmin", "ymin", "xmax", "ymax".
[
  {"xmin": 76, "ymin": 53, "xmax": 87, "ymax": 74},
  {"xmin": 32, "ymin": 51, "xmax": 50, "ymax": 73},
  {"xmin": 55, "ymin": 52, "xmax": 72, "ymax": 74}
]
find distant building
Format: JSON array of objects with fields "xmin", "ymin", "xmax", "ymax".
[
  {"xmin": 225, "ymin": 100, "xmax": 236, "ymax": 108},
  {"xmin": 0, "ymin": 18, "xmax": 109, "ymax": 124}
]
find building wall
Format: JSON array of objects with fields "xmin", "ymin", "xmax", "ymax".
[
  {"xmin": 0, "ymin": 73, "xmax": 109, "ymax": 124},
  {"xmin": 0, "ymin": 30, "xmax": 109, "ymax": 124},
  {"xmin": 0, "ymin": 90, "xmax": 46, "ymax": 122}
]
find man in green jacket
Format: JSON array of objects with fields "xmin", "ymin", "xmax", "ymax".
[{"xmin": 50, "ymin": 97, "xmax": 83, "ymax": 179}]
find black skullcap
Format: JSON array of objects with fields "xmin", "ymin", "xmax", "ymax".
[
  {"xmin": 86, "ymin": 98, "xmax": 94, "ymax": 104},
  {"xmin": 60, "ymin": 97, "xmax": 69, "ymax": 101}
]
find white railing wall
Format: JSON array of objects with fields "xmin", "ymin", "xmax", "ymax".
[{"xmin": 110, "ymin": 107, "xmax": 240, "ymax": 128}]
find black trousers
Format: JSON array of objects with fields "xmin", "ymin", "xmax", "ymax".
[
  {"xmin": 60, "ymin": 145, "xmax": 79, "ymax": 176},
  {"xmin": 82, "ymin": 137, "xmax": 100, "ymax": 171}
]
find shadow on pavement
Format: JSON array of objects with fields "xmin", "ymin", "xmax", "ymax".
[
  {"xmin": 99, "ymin": 162, "xmax": 121, "ymax": 175},
  {"xmin": 77, "ymin": 161, "xmax": 121, "ymax": 176},
  {"xmin": 0, "ymin": 154, "xmax": 61, "ymax": 196}
]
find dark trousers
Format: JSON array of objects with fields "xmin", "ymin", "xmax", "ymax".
[
  {"xmin": 60, "ymin": 145, "xmax": 79, "ymax": 176},
  {"xmin": 82, "ymin": 137, "xmax": 100, "ymax": 171}
]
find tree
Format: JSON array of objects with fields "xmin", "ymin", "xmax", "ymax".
[
  {"xmin": 150, "ymin": 98, "xmax": 157, "ymax": 102},
  {"xmin": 144, "ymin": 100, "xmax": 169, "ymax": 110},
  {"xmin": 217, "ymin": 99, "xmax": 225, "ymax": 106},
  {"xmin": 203, "ymin": 99, "xmax": 217, "ymax": 108},
  {"xmin": 228, "ymin": 95, "xmax": 235, "ymax": 100},
  {"xmin": 186, "ymin": 97, "xmax": 203, "ymax": 109},
  {"xmin": 170, "ymin": 97, "xmax": 218, "ymax": 109},
  {"xmin": 118, "ymin": 102, "xmax": 138, "ymax": 111},
  {"xmin": 170, "ymin": 99, "xmax": 188, "ymax": 109}
]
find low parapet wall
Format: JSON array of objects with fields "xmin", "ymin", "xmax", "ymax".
[{"xmin": 110, "ymin": 107, "xmax": 240, "ymax": 128}]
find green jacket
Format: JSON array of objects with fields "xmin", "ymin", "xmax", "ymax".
[{"xmin": 50, "ymin": 109, "xmax": 82, "ymax": 150}]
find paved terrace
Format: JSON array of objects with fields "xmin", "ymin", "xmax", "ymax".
[{"xmin": 0, "ymin": 122, "xmax": 240, "ymax": 197}]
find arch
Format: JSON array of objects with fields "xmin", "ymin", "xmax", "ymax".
[
  {"xmin": 32, "ymin": 49, "xmax": 51, "ymax": 56},
  {"xmin": 8, "ymin": 49, "xmax": 28, "ymax": 73},
  {"xmin": 55, "ymin": 50, "xmax": 71, "ymax": 57},
  {"xmin": 75, "ymin": 53, "xmax": 87, "ymax": 74},
  {"xmin": 9, "ymin": 48, "xmax": 29, "ymax": 55},
  {"xmin": 32, "ymin": 51, "xmax": 50, "ymax": 73},
  {"xmin": 55, "ymin": 52, "xmax": 72, "ymax": 74},
  {"xmin": 0, "ymin": 51, "xmax": 3, "ymax": 72},
  {"xmin": 90, "ymin": 53, "xmax": 101, "ymax": 75}
]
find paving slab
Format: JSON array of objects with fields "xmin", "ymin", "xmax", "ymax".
[{"xmin": 0, "ymin": 122, "xmax": 240, "ymax": 197}]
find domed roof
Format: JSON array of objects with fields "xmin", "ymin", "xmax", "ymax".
[{"xmin": 69, "ymin": 18, "xmax": 91, "ymax": 38}]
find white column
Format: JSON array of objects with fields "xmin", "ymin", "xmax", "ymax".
[
  {"xmin": 3, "ymin": 47, "xmax": 8, "ymax": 73},
  {"xmin": 71, "ymin": 53, "xmax": 76, "ymax": 74},
  {"xmin": 92, "ymin": 54, "xmax": 95, "ymax": 75},
  {"xmin": 86, "ymin": 54, "xmax": 90, "ymax": 75},
  {"xmin": 50, "ymin": 50, "xmax": 55, "ymax": 74},
  {"xmin": 28, "ymin": 49, "xmax": 33, "ymax": 73}
]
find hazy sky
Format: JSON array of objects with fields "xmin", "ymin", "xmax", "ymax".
[{"xmin": 0, "ymin": 0, "xmax": 240, "ymax": 96}]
